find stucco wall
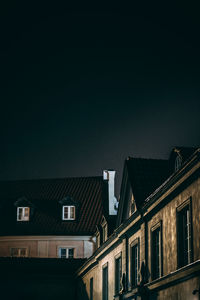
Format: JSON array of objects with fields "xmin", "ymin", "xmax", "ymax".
[
  {"xmin": 81, "ymin": 242, "xmax": 124, "ymax": 300},
  {"xmin": 148, "ymin": 177, "xmax": 200, "ymax": 278},
  {"xmin": 0, "ymin": 236, "xmax": 93, "ymax": 258}
]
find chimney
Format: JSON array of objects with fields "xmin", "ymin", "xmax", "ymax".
[{"xmin": 103, "ymin": 170, "xmax": 118, "ymax": 215}]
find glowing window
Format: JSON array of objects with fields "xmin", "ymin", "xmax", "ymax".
[
  {"xmin": 62, "ymin": 206, "xmax": 75, "ymax": 220},
  {"xmin": 17, "ymin": 207, "xmax": 30, "ymax": 221}
]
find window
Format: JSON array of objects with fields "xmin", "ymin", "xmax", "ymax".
[
  {"xmin": 177, "ymin": 201, "xmax": 192, "ymax": 268},
  {"xmin": 90, "ymin": 277, "xmax": 93, "ymax": 300},
  {"xmin": 151, "ymin": 224, "xmax": 162, "ymax": 280},
  {"xmin": 102, "ymin": 264, "xmax": 108, "ymax": 300},
  {"xmin": 58, "ymin": 247, "xmax": 74, "ymax": 258},
  {"xmin": 102, "ymin": 224, "xmax": 108, "ymax": 243},
  {"xmin": 62, "ymin": 206, "xmax": 75, "ymax": 220},
  {"xmin": 17, "ymin": 207, "xmax": 30, "ymax": 221},
  {"xmin": 115, "ymin": 255, "xmax": 122, "ymax": 295},
  {"xmin": 11, "ymin": 248, "xmax": 28, "ymax": 257},
  {"xmin": 96, "ymin": 232, "xmax": 100, "ymax": 248},
  {"xmin": 131, "ymin": 240, "xmax": 140, "ymax": 287},
  {"xmin": 175, "ymin": 155, "xmax": 182, "ymax": 171}
]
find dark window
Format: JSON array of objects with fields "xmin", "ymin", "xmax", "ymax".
[
  {"xmin": 90, "ymin": 277, "xmax": 93, "ymax": 300},
  {"xmin": 177, "ymin": 204, "xmax": 192, "ymax": 268},
  {"xmin": 115, "ymin": 255, "xmax": 122, "ymax": 294},
  {"xmin": 131, "ymin": 242, "xmax": 140, "ymax": 287},
  {"xmin": 151, "ymin": 226, "xmax": 162, "ymax": 280},
  {"xmin": 11, "ymin": 248, "xmax": 28, "ymax": 257},
  {"xmin": 102, "ymin": 265, "xmax": 108, "ymax": 300},
  {"xmin": 175, "ymin": 155, "xmax": 182, "ymax": 171}
]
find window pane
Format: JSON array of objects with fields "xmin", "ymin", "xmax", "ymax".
[
  {"xmin": 115, "ymin": 256, "xmax": 122, "ymax": 294},
  {"xmin": 68, "ymin": 248, "xmax": 74, "ymax": 258},
  {"xmin": 11, "ymin": 248, "xmax": 18, "ymax": 256},
  {"xmin": 20, "ymin": 248, "xmax": 27, "ymax": 257},
  {"xmin": 60, "ymin": 248, "xmax": 66, "ymax": 258},
  {"xmin": 131, "ymin": 244, "xmax": 139, "ymax": 287},
  {"xmin": 70, "ymin": 206, "xmax": 75, "ymax": 219},
  {"xmin": 18, "ymin": 208, "xmax": 23, "ymax": 220},
  {"xmin": 24, "ymin": 207, "xmax": 29, "ymax": 217},
  {"xmin": 152, "ymin": 227, "xmax": 161, "ymax": 280},
  {"xmin": 64, "ymin": 206, "xmax": 68, "ymax": 219},
  {"xmin": 102, "ymin": 266, "xmax": 108, "ymax": 300},
  {"xmin": 178, "ymin": 205, "xmax": 191, "ymax": 267}
]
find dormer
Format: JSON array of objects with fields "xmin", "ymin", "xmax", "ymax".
[
  {"xmin": 59, "ymin": 196, "xmax": 78, "ymax": 221},
  {"xmin": 95, "ymin": 227, "xmax": 101, "ymax": 249},
  {"xmin": 101, "ymin": 216, "xmax": 108, "ymax": 243},
  {"xmin": 14, "ymin": 197, "xmax": 33, "ymax": 222},
  {"xmin": 174, "ymin": 148, "xmax": 182, "ymax": 172},
  {"xmin": 170, "ymin": 147, "xmax": 198, "ymax": 174},
  {"xmin": 128, "ymin": 193, "xmax": 136, "ymax": 218}
]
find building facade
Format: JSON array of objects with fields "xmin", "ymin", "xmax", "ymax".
[
  {"xmin": 77, "ymin": 147, "xmax": 200, "ymax": 300},
  {"xmin": 0, "ymin": 172, "xmax": 117, "ymax": 260}
]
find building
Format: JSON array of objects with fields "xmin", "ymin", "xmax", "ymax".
[
  {"xmin": 77, "ymin": 147, "xmax": 200, "ymax": 300},
  {"xmin": 0, "ymin": 171, "xmax": 117, "ymax": 260}
]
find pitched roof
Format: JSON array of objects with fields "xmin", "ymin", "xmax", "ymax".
[
  {"xmin": 0, "ymin": 176, "xmax": 106, "ymax": 236},
  {"xmin": 126, "ymin": 157, "xmax": 170, "ymax": 208}
]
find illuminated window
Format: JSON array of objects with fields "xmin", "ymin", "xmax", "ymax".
[
  {"xmin": 58, "ymin": 247, "xmax": 74, "ymax": 258},
  {"xmin": 11, "ymin": 248, "xmax": 28, "ymax": 257},
  {"xmin": 17, "ymin": 207, "xmax": 30, "ymax": 221},
  {"xmin": 62, "ymin": 206, "xmax": 75, "ymax": 220},
  {"xmin": 115, "ymin": 254, "xmax": 122, "ymax": 295},
  {"xmin": 177, "ymin": 201, "xmax": 192, "ymax": 268},
  {"xmin": 151, "ymin": 224, "xmax": 162, "ymax": 280},
  {"xmin": 131, "ymin": 240, "xmax": 140, "ymax": 287}
]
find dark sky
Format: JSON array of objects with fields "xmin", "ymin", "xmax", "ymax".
[{"xmin": 0, "ymin": 2, "xmax": 200, "ymax": 194}]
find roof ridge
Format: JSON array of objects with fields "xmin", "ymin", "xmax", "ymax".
[
  {"xmin": 126, "ymin": 156, "xmax": 168, "ymax": 162},
  {"xmin": 0, "ymin": 175, "xmax": 103, "ymax": 184}
]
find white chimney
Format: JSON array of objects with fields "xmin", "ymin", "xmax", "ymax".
[{"xmin": 103, "ymin": 170, "xmax": 118, "ymax": 215}]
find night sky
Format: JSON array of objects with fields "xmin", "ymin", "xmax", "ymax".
[{"xmin": 1, "ymin": 2, "xmax": 200, "ymax": 194}]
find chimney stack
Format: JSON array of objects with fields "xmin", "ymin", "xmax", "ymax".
[{"xmin": 103, "ymin": 170, "xmax": 118, "ymax": 215}]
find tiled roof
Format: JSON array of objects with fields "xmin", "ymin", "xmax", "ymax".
[
  {"xmin": 126, "ymin": 158, "xmax": 171, "ymax": 208},
  {"xmin": 0, "ymin": 176, "xmax": 106, "ymax": 236}
]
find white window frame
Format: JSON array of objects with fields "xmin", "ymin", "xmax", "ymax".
[
  {"xmin": 58, "ymin": 247, "xmax": 74, "ymax": 258},
  {"xmin": 10, "ymin": 247, "xmax": 28, "ymax": 257},
  {"xmin": 17, "ymin": 207, "xmax": 30, "ymax": 221},
  {"xmin": 62, "ymin": 205, "xmax": 75, "ymax": 220}
]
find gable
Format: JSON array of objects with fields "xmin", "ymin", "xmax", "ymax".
[{"xmin": 117, "ymin": 157, "xmax": 171, "ymax": 226}]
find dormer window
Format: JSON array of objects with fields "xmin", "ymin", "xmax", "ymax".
[
  {"xmin": 102, "ymin": 223, "xmax": 108, "ymax": 243},
  {"xmin": 96, "ymin": 231, "xmax": 100, "ymax": 248},
  {"xmin": 17, "ymin": 207, "xmax": 30, "ymax": 221},
  {"xmin": 62, "ymin": 205, "xmax": 75, "ymax": 220},
  {"xmin": 175, "ymin": 155, "xmax": 182, "ymax": 171}
]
